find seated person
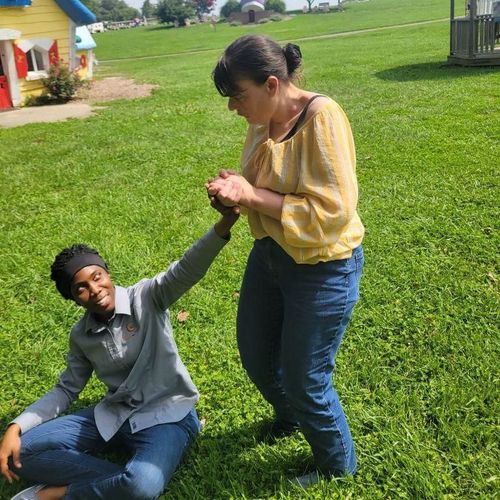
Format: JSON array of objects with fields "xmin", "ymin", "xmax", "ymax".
[{"xmin": 0, "ymin": 208, "xmax": 238, "ymax": 500}]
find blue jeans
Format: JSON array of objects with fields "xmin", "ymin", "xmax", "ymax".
[
  {"xmin": 237, "ymin": 238, "xmax": 363, "ymax": 476},
  {"xmin": 13, "ymin": 407, "xmax": 200, "ymax": 499}
]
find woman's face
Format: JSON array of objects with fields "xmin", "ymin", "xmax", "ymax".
[
  {"xmin": 71, "ymin": 265, "xmax": 116, "ymax": 320},
  {"xmin": 227, "ymin": 79, "xmax": 276, "ymax": 125}
]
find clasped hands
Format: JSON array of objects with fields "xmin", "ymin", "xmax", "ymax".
[{"xmin": 206, "ymin": 169, "xmax": 253, "ymax": 215}]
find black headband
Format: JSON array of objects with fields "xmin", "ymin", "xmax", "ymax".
[{"xmin": 57, "ymin": 254, "xmax": 108, "ymax": 298}]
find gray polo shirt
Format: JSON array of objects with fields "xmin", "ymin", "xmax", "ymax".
[{"xmin": 13, "ymin": 227, "xmax": 228, "ymax": 441}]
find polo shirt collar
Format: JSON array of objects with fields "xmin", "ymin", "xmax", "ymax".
[{"xmin": 85, "ymin": 286, "xmax": 131, "ymax": 333}]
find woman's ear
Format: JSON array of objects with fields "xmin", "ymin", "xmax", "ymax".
[{"xmin": 266, "ymin": 76, "xmax": 279, "ymax": 96}]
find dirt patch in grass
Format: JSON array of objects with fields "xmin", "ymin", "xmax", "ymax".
[{"xmin": 77, "ymin": 76, "xmax": 158, "ymax": 103}]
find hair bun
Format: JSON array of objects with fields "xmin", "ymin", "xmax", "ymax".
[{"xmin": 283, "ymin": 43, "xmax": 302, "ymax": 76}]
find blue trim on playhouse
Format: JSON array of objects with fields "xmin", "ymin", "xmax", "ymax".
[
  {"xmin": 0, "ymin": 0, "xmax": 32, "ymax": 7},
  {"xmin": 75, "ymin": 26, "xmax": 96, "ymax": 50},
  {"xmin": 54, "ymin": 0, "xmax": 96, "ymax": 25}
]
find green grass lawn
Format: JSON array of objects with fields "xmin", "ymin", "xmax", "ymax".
[
  {"xmin": 93, "ymin": 0, "xmax": 449, "ymax": 61},
  {"xmin": 1, "ymin": 0, "xmax": 499, "ymax": 497}
]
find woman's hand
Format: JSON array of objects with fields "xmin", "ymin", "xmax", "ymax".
[
  {"xmin": 207, "ymin": 178, "xmax": 244, "ymax": 208},
  {"xmin": 208, "ymin": 169, "xmax": 284, "ymax": 221},
  {"xmin": 0, "ymin": 424, "xmax": 22, "ymax": 483},
  {"xmin": 209, "ymin": 196, "xmax": 241, "ymax": 216},
  {"xmin": 208, "ymin": 172, "xmax": 254, "ymax": 208},
  {"xmin": 205, "ymin": 176, "xmax": 241, "ymax": 216},
  {"xmin": 214, "ymin": 209, "xmax": 240, "ymax": 238}
]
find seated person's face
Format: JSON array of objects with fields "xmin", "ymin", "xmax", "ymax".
[{"xmin": 71, "ymin": 265, "xmax": 116, "ymax": 319}]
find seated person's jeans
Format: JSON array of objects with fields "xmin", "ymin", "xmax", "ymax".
[{"xmin": 12, "ymin": 407, "xmax": 200, "ymax": 499}]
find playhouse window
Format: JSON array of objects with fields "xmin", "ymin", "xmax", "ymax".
[
  {"xmin": 27, "ymin": 48, "xmax": 46, "ymax": 72},
  {"xmin": 25, "ymin": 47, "xmax": 48, "ymax": 80}
]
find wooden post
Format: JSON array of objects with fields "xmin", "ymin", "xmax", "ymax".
[
  {"xmin": 450, "ymin": 0, "xmax": 455, "ymax": 54},
  {"xmin": 469, "ymin": 0, "xmax": 476, "ymax": 57}
]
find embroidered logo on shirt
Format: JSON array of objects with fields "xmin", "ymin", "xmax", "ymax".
[{"xmin": 123, "ymin": 322, "xmax": 137, "ymax": 341}]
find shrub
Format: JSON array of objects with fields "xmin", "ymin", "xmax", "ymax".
[
  {"xmin": 270, "ymin": 13, "xmax": 283, "ymax": 21},
  {"xmin": 156, "ymin": 0, "xmax": 195, "ymax": 26},
  {"xmin": 23, "ymin": 94, "xmax": 38, "ymax": 106},
  {"xmin": 42, "ymin": 61, "xmax": 84, "ymax": 103},
  {"xmin": 265, "ymin": 0, "xmax": 286, "ymax": 13},
  {"xmin": 229, "ymin": 20, "xmax": 242, "ymax": 26},
  {"xmin": 257, "ymin": 17, "xmax": 269, "ymax": 23},
  {"xmin": 220, "ymin": 0, "xmax": 241, "ymax": 18}
]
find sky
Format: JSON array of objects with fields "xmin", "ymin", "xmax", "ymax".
[{"xmin": 125, "ymin": 0, "xmax": 340, "ymax": 16}]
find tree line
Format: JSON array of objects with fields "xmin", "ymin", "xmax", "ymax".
[
  {"xmin": 81, "ymin": 0, "xmax": 140, "ymax": 22},
  {"xmin": 81, "ymin": 0, "xmax": 286, "ymax": 25}
]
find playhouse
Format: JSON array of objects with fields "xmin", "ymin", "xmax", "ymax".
[
  {"xmin": 230, "ymin": 0, "xmax": 274, "ymax": 25},
  {"xmin": 75, "ymin": 25, "xmax": 97, "ymax": 80},
  {"xmin": 0, "ymin": 0, "xmax": 96, "ymax": 109}
]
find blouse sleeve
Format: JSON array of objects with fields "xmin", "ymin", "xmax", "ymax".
[{"xmin": 280, "ymin": 103, "xmax": 359, "ymax": 248}]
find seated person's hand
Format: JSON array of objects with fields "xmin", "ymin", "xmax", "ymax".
[
  {"xmin": 207, "ymin": 178, "xmax": 242, "ymax": 208},
  {"xmin": 205, "ymin": 178, "xmax": 240, "ymax": 215},
  {"xmin": 0, "ymin": 424, "xmax": 22, "ymax": 483}
]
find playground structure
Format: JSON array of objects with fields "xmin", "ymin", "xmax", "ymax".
[
  {"xmin": 0, "ymin": 0, "xmax": 96, "ymax": 108},
  {"xmin": 449, "ymin": 0, "xmax": 500, "ymax": 65}
]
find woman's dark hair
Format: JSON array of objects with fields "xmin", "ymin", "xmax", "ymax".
[
  {"xmin": 213, "ymin": 35, "xmax": 302, "ymax": 97},
  {"xmin": 51, "ymin": 244, "xmax": 108, "ymax": 300}
]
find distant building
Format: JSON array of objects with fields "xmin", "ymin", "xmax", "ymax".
[
  {"xmin": 230, "ymin": 0, "xmax": 273, "ymax": 24},
  {"xmin": 241, "ymin": 0, "xmax": 265, "ymax": 12}
]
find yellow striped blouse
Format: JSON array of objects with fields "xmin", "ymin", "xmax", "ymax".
[{"xmin": 240, "ymin": 98, "xmax": 364, "ymax": 264}]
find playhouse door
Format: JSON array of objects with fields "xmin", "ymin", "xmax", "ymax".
[{"xmin": 0, "ymin": 57, "xmax": 12, "ymax": 109}]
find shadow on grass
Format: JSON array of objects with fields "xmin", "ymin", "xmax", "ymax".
[
  {"xmin": 168, "ymin": 420, "xmax": 322, "ymax": 499},
  {"xmin": 148, "ymin": 24, "xmax": 191, "ymax": 31},
  {"xmin": 148, "ymin": 25, "xmax": 174, "ymax": 31},
  {"xmin": 375, "ymin": 61, "xmax": 500, "ymax": 81}
]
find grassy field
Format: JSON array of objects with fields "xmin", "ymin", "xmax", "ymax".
[
  {"xmin": 1, "ymin": 0, "xmax": 499, "ymax": 498},
  {"xmin": 93, "ymin": 0, "xmax": 449, "ymax": 60}
]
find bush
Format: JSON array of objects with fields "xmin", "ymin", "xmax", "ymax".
[
  {"xmin": 270, "ymin": 13, "xmax": 283, "ymax": 21},
  {"xmin": 257, "ymin": 17, "xmax": 269, "ymax": 23},
  {"xmin": 42, "ymin": 61, "xmax": 84, "ymax": 103},
  {"xmin": 23, "ymin": 94, "xmax": 43, "ymax": 107},
  {"xmin": 229, "ymin": 20, "xmax": 241, "ymax": 26},
  {"xmin": 220, "ymin": 0, "xmax": 240, "ymax": 18},
  {"xmin": 156, "ymin": 0, "xmax": 195, "ymax": 26},
  {"xmin": 265, "ymin": 0, "xmax": 286, "ymax": 13}
]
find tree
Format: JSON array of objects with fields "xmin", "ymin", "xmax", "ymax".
[
  {"xmin": 306, "ymin": 0, "xmax": 315, "ymax": 12},
  {"xmin": 157, "ymin": 0, "xmax": 195, "ymax": 25},
  {"xmin": 192, "ymin": 0, "xmax": 215, "ymax": 20},
  {"xmin": 265, "ymin": 0, "xmax": 285, "ymax": 13},
  {"xmin": 80, "ymin": 0, "xmax": 101, "ymax": 17},
  {"xmin": 141, "ymin": 0, "xmax": 156, "ymax": 17},
  {"xmin": 220, "ymin": 0, "xmax": 240, "ymax": 18},
  {"xmin": 99, "ymin": 0, "xmax": 140, "ymax": 21},
  {"xmin": 80, "ymin": 0, "xmax": 141, "ymax": 21}
]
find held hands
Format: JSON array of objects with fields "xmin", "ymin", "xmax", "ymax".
[
  {"xmin": 206, "ymin": 170, "xmax": 241, "ymax": 238},
  {"xmin": 0, "ymin": 424, "xmax": 22, "ymax": 483},
  {"xmin": 206, "ymin": 169, "xmax": 254, "ymax": 209},
  {"xmin": 206, "ymin": 169, "xmax": 241, "ymax": 216},
  {"xmin": 208, "ymin": 169, "xmax": 284, "ymax": 222}
]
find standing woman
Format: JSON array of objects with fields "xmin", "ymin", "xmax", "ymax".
[{"xmin": 208, "ymin": 34, "xmax": 365, "ymax": 481}]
